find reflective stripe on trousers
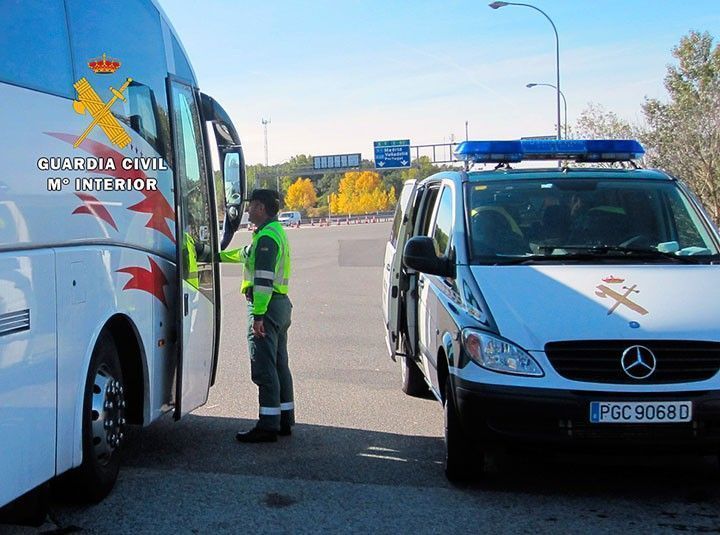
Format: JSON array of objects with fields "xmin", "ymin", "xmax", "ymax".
[{"xmin": 247, "ymin": 294, "xmax": 294, "ymax": 431}]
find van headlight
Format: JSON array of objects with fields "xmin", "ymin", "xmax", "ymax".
[{"xmin": 461, "ymin": 329, "xmax": 543, "ymax": 377}]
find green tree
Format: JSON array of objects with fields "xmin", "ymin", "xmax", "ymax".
[
  {"xmin": 642, "ymin": 31, "xmax": 720, "ymax": 220},
  {"xmin": 316, "ymin": 172, "xmax": 342, "ymax": 199},
  {"xmin": 571, "ymin": 103, "xmax": 643, "ymax": 168},
  {"xmin": 574, "ymin": 103, "xmax": 637, "ymax": 140},
  {"xmin": 279, "ymin": 176, "xmax": 293, "ymax": 200}
]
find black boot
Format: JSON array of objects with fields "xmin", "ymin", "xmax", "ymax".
[
  {"xmin": 236, "ymin": 427, "xmax": 278, "ymax": 443},
  {"xmin": 279, "ymin": 424, "xmax": 292, "ymax": 436}
]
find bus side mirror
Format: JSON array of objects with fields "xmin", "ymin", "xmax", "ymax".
[
  {"xmin": 222, "ymin": 150, "xmax": 245, "ymax": 221},
  {"xmin": 217, "ymin": 150, "xmax": 245, "ymax": 249}
]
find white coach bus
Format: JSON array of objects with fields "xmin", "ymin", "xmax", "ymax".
[{"xmin": 0, "ymin": 0, "xmax": 246, "ymax": 509}]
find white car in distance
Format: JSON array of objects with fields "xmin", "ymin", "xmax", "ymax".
[{"xmin": 278, "ymin": 211, "xmax": 302, "ymax": 226}]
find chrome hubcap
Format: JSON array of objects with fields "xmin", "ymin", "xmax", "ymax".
[{"xmin": 90, "ymin": 367, "xmax": 126, "ymax": 464}]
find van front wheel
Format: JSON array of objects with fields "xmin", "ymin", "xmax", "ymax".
[{"xmin": 444, "ymin": 377, "xmax": 482, "ymax": 482}]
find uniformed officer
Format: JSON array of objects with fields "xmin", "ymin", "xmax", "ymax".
[{"xmin": 220, "ymin": 189, "xmax": 294, "ymax": 442}]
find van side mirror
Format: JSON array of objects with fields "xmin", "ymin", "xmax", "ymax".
[{"xmin": 403, "ymin": 236, "xmax": 454, "ymax": 277}]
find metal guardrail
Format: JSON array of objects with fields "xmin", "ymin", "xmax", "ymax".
[
  {"xmin": 306, "ymin": 212, "xmax": 394, "ymax": 227},
  {"xmin": 243, "ymin": 212, "xmax": 395, "ymax": 230}
]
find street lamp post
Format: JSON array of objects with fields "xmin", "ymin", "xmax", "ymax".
[
  {"xmin": 489, "ymin": 1, "xmax": 562, "ymax": 140},
  {"xmin": 526, "ymin": 83, "xmax": 567, "ymax": 139}
]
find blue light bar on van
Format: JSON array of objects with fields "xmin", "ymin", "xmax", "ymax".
[
  {"xmin": 454, "ymin": 140, "xmax": 523, "ymax": 163},
  {"xmin": 454, "ymin": 139, "xmax": 644, "ymax": 164}
]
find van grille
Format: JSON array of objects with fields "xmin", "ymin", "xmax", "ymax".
[
  {"xmin": 545, "ymin": 340, "xmax": 720, "ymax": 384},
  {"xmin": 0, "ymin": 309, "xmax": 30, "ymax": 337}
]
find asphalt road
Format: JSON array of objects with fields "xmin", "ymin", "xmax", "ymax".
[{"xmin": 6, "ymin": 222, "xmax": 720, "ymax": 534}]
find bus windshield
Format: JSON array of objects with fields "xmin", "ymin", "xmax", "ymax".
[{"xmin": 464, "ymin": 177, "xmax": 720, "ymax": 264}]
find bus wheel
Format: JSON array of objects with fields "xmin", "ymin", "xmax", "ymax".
[{"xmin": 74, "ymin": 331, "xmax": 126, "ymax": 502}]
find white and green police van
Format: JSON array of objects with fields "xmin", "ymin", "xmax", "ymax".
[{"xmin": 382, "ymin": 139, "xmax": 720, "ymax": 481}]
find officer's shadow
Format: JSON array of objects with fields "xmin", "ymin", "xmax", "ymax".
[
  {"xmin": 119, "ymin": 414, "xmax": 445, "ymax": 489},
  {"xmin": 116, "ymin": 414, "xmax": 720, "ymax": 504}
]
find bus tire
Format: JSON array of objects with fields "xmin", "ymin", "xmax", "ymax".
[
  {"xmin": 400, "ymin": 356, "xmax": 430, "ymax": 398},
  {"xmin": 71, "ymin": 331, "xmax": 127, "ymax": 503},
  {"xmin": 0, "ymin": 483, "xmax": 49, "ymax": 527}
]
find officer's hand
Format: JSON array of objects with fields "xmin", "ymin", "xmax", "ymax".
[{"xmin": 253, "ymin": 319, "xmax": 266, "ymax": 338}]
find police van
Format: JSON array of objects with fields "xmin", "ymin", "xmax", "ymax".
[{"xmin": 382, "ymin": 139, "xmax": 720, "ymax": 481}]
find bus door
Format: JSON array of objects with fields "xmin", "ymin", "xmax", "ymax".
[{"xmin": 169, "ymin": 78, "xmax": 217, "ymax": 418}]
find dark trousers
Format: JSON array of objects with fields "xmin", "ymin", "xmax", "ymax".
[{"xmin": 247, "ymin": 294, "xmax": 294, "ymax": 431}]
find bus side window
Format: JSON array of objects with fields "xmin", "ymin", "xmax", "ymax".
[
  {"xmin": 170, "ymin": 33, "xmax": 194, "ymax": 83},
  {"xmin": 0, "ymin": 0, "xmax": 73, "ymax": 97},
  {"xmin": 126, "ymin": 82, "xmax": 172, "ymax": 165}
]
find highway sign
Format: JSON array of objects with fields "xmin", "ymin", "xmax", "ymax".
[
  {"xmin": 374, "ymin": 139, "xmax": 411, "ymax": 169},
  {"xmin": 313, "ymin": 153, "xmax": 361, "ymax": 170}
]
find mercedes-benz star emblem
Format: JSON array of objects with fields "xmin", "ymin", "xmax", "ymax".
[{"xmin": 621, "ymin": 345, "xmax": 657, "ymax": 379}]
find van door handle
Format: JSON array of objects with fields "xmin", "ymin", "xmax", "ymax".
[
  {"xmin": 385, "ymin": 263, "xmax": 391, "ymax": 272},
  {"xmin": 418, "ymin": 278, "xmax": 425, "ymax": 289}
]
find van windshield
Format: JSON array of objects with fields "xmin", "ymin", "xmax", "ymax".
[{"xmin": 464, "ymin": 178, "xmax": 720, "ymax": 265}]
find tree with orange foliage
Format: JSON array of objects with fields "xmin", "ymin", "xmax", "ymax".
[
  {"xmin": 330, "ymin": 171, "xmax": 395, "ymax": 214},
  {"xmin": 285, "ymin": 177, "xmax": 317, "ymax": 212}
]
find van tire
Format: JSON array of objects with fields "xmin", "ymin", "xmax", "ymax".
[
  {"xmin": 444, "ymin": 376, "xmax": 482, "ymax": 482},
  {"xmin": 61, "ymin": 331, "xmax": 126, "ymax": 503},
  {"xmin": 400, "ymin": 356, "xmax": 429, "ymax": 397}
]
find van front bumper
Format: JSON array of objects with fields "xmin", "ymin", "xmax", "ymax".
[{"xmin": 453, "ymin": 377, "xmax": 720, "ymax": 453}]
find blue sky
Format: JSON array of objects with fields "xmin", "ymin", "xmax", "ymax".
[{"xmin": 157, "ymin": 1, "xmax": 720, "ymax": 165}]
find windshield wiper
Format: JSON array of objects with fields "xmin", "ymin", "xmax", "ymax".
[
  {"xmin": 489, "ymin": 255, "xmax": 560, "ymax": 265},
  {"xmin": 476, "ymin": 246, "xmax": 720, "ymax": 265},
  {"xmin": 481, "ymin": 253, "xmax": 620, "ymax": 265},
  {"xmin": 545, "ymin": 245, "xmax": 708, "ymax": 264}
]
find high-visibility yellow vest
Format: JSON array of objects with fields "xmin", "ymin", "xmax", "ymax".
[{"xmin": 220, "ymin": 220, "xmax": 291, "ymax": 314}]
